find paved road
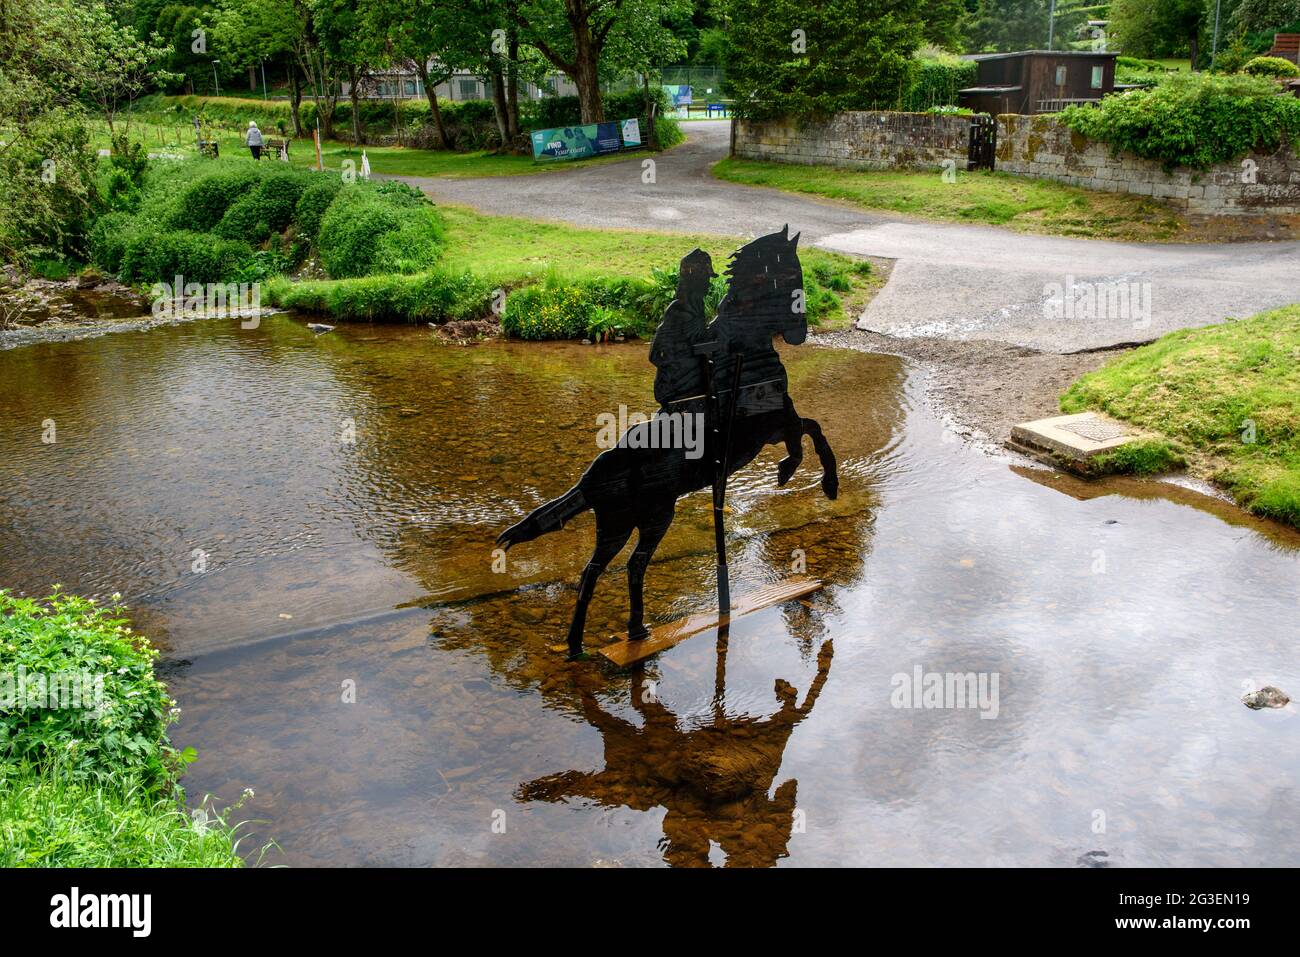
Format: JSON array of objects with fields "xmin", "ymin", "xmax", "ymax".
[{"xmin": 409, "ymin": 120, "xmax": 1300, "ymax": 353}]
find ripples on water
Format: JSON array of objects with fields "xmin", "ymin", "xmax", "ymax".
[{"xmin": 1, "ymin": 313, "xmax": 1298, "ymax": 866}]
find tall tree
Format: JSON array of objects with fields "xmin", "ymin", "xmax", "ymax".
[
  {"xmin": 512, "ymin": 0, "xmax": 680, "ymax": 123},
  {"xmin": 725, "ymin": 0, "xmax": 926, "ymax": 119},
  {"xmin": 1110, "ymin": 0, "xmax": 1206, "ymax": 60},
  {"xmin": 964, "ymin": 0, "xmax": 1084, "ymax": 52}
]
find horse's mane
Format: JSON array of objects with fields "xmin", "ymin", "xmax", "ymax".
[{"xmin": 712, "ymin": 225, "xmax": 804, "ymax": 340}]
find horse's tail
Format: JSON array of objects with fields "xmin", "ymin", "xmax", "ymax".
[{"xmin": 496, "ymin": 486, "xmax": 589, "ymax": 550}]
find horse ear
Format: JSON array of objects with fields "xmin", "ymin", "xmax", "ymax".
[
  {"xmin": 780, "ymin": 224, "xmax": 789, "ymax": 239},
  {"xmin": 790, "ymin": 231, "xmax": 800, "ymax": 249}
]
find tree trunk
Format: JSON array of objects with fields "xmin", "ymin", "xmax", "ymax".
[
  {"xmin": 349, "ymin": 67, "xmax": 362, "ymax": 145},
  {"xmin": 290, "ymin": 69, "xmax": 303, "ymax": 136},
  {"xmin": 489, "ymin": 65, "xmax": 510, "ymax": 150},
  {"xmin": 642, "ymin": 72, "xmax": 658, "ymax": 149},
  {"xmin": 1188, "ymin": 31, "xmax": 1200, "ymax": 71},
  {"xmin": 415, "ymin": 61, "xmax": 449, "ymax": 149},
  {"xmin": 249, "ymin": 66, "xmax": 257, "ymax": 91},
  {"xmin": 506, "ymin": 34, "xmax": 521, "ymax": 139},
  {"xmin": 571, "ymin": 17, "xmax": 604, "ymax": 122}
]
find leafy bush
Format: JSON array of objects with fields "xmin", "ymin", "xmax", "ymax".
[
  {"xmin": 1243, "ymin": 56, "xmax": 1300, "ymax": 78},
  {"xmin": 87, "ymin": 211, "xmax": 141, "ymax": 273},
  {"xmin": 294, "ymin": 177, "xmax": 344, "ymax": 241},
  {"xmin": 118, "ymin": 229, "xmax": 255, "ymax": 284},
  {"xmin": 502, "ymin": 282, "xmax": 595, "ymax": 339},
  {"xmin": 1060, "ymin": 72, "xmax": 1300, "ymax": 170},
  {"xmin": 214, "ymin": 172, "xmax": 308, "ymax": 243},
  {"xmin": 0, "ymin": 590, "xmax": 176, "ymax": 789},
  {"xmin": 163, "ymin": 167, "xmax": 261, "ymax": 231},
  {"xmin": 902, "ymin": 56, "xmax": 977, "ymax": 112},
  {"xmin": 315, "ymin": 186, "xmax": 444, "ymax": 278}
]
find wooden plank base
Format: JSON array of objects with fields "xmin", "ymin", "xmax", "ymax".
[{"xmin": 598, "ymin": 576, "xmax": 823, "ymax": 667}]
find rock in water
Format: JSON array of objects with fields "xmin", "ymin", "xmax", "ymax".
[
  {"xmin": 307, "ymin": 323, "xmax": 335, "ymax": 335},
  {"xmin": 1242, "ymin": 686, "xmax": 1290, "ymax": 710}
]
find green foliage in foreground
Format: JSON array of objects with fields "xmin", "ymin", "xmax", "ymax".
[
  {"xmin": 1060, "ymin": 73, "xmax": 1300, "ymax": 171},
  {"xmin": 0, "ymin": 590, "xmax": 253, "ymax": 866},
  {"xmin": 0, "ymin": 767, "xmax": 251, "ymax": 867},
  {"xmin": 1061, "ymin": 305, "xmax": 1300, "ymax": 527},
  {"xmin": 0, "ymin": 591, "xmax": 174, "ymax": 787}
]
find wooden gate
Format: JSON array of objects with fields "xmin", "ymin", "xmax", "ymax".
[{"xmin": 968, "ymin": 114, "xmax": 997, "ymax": 171}]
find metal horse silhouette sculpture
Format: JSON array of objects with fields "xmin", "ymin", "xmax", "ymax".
[{"xmin": 497, "ymin": 226, "xmax": 837, "ymax": 658}]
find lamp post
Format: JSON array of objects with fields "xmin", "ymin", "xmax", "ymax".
[
  {"xmin": 1211, "ymin": 0, "xmax": 1223, "ymax": 70},
  {"xmin": 261, "ymin": 59, "xmax": 268, "ymax": 100},
  {"xmin": 1047, "ymin": 0, "xmax": 1057, "ymax": 51},
  {"xmin": 211, "ymin": 59, "xmax": 221, "ymax": 95}
]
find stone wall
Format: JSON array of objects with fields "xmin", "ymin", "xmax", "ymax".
[
  {"xmin": 733, "ymin": 112, "xmax": 970, "ymax": 172},
  {"xmin": 995, "ymin": 114, "xmax": 1300, "ymax": 215},
  {"xmin": 732, "ymin": 111, "xmax": 1300, "ymax": 216}
]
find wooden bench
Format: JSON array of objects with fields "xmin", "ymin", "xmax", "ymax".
[
  {"xmin": 260, "ymin": 138, "xmax": 290, "ymax": 160},
  {"xmin": 1268, "ymin": 33, "xmax": 1300, "ymax": 63}
]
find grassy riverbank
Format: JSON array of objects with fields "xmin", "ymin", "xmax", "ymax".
[
  {"xmin": 269, "ymin": 203, "xmax": 879, "ymax": 334},
  {"xmin": 1060, "ymin": 305, "xmax": 1300, "ymax": 526},
  {"xmin": 0, "ymin": 590, "xmax": 255, "ymax": 866},
  {"xmin": 712, "ymin": 158, "xmax": 1187, "ymax": 242}
]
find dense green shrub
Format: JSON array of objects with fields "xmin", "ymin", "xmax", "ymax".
[
  {"xmin": 1060, "ymin": 72, "xmax": 1300, "ymax": 170},
  {"xmin": 215, "ymin": 172, "xmax": 309, "ymax": 243},
  {"xmin": 0, "ymin": 591, "xmax": 176, "ymax": 789},
  {"xmin": 315, "ymin": 186, "xmax": 444, "ymax": 278},
  {"xmin": 87, "ymin": 211, "xmax": 141, "ymax": 273},
  {"xmin": 163, "ymin": 167, "xmax": 261, "ymax": 231},
  {"xmin": 294, "ymin": 177, "xmax": 344, "ymax": 241},
  {"xmin": 902, "ymin": 56, "xmax": 977, "ymax": 111},
  {"xmin": 118, "ymin": 229, "xmax": 255, "ymax": 284},
  {"xmin": 1243, "ymin": 56, "xmax": 1300, "ymax": 78},
  {"xmin": 0, "ymin": 589, "xmax": 256, "ymax": 867}
]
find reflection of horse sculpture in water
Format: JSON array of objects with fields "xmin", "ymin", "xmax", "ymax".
[
  {"xmin": 518, "ymin": 639, "xmax": 833, "ymax": 867},
  {"xmin": 497, "ymin": 227, "xmax": 838, "ymax": 657}
]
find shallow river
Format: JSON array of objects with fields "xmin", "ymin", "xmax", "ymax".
[{"xmin": 2, "ymin": 314, "xmax": 1298, "ymax": 866}]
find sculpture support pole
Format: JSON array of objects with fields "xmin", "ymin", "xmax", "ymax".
[{"xmin": 710, "ymin": 354, "xmax": 745, "ymax": 617}]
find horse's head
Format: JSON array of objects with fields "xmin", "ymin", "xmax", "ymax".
[{"xmin": 715, "ymin": 226, "xmax": 806, "ymax": 346}]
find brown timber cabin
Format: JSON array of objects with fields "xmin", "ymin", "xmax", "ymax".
[{"xmin": 958, "ymin": 50, "xmax": 1119, "ymax": 115}]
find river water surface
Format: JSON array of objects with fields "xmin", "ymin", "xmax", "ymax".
[{"xmin": 1, "ymin": 313, "xmax": 1298, "ymax": 866}]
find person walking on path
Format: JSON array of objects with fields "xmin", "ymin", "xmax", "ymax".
[{"xmin": 246, "ymin": 121, "xmax": 264, "ymax": 160}]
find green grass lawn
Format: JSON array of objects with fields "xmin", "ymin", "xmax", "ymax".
[
  {"xmin": 436, "ymin": 204, "xmax": 880, "ymax": 325},
  {"xmin": 96, "ymin": 116, "xmax": 655, "ymax": 178},
  {"xmin": 1060, "ymin": 304, "xmax": 1300, "ymax": 526},
  {"xmin": 711, "ymin": 157, "xmax": 1186, "ymax": 242}
]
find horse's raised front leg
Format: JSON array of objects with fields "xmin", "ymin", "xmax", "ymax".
[
  {"xmin": 566, "ymin": 519, "xmax": 631, "ymax": 658},
  {"xmin": 626, "ymin": 502, "xmax": 676, "ymax": 641},
  {"xmin": 801, "ymin": 416, "xmax": 838, "ymax": 500},
  {"xmin": 776, "ymin": 397, "xmax": 804, "ymax": 487}
]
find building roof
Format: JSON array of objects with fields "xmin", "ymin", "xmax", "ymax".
[
  {"xmin": 964, "ymin": 50, "xmax": 1119, "ymax": 61},
  {"xmin": 958, "ymin": 85, "xmax": 1023, "ymax": 94}
]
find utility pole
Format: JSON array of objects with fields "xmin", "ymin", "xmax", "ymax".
[{"xmin": 1047, "ymin": 0, "xmax": 1057, "ymax": 50}]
